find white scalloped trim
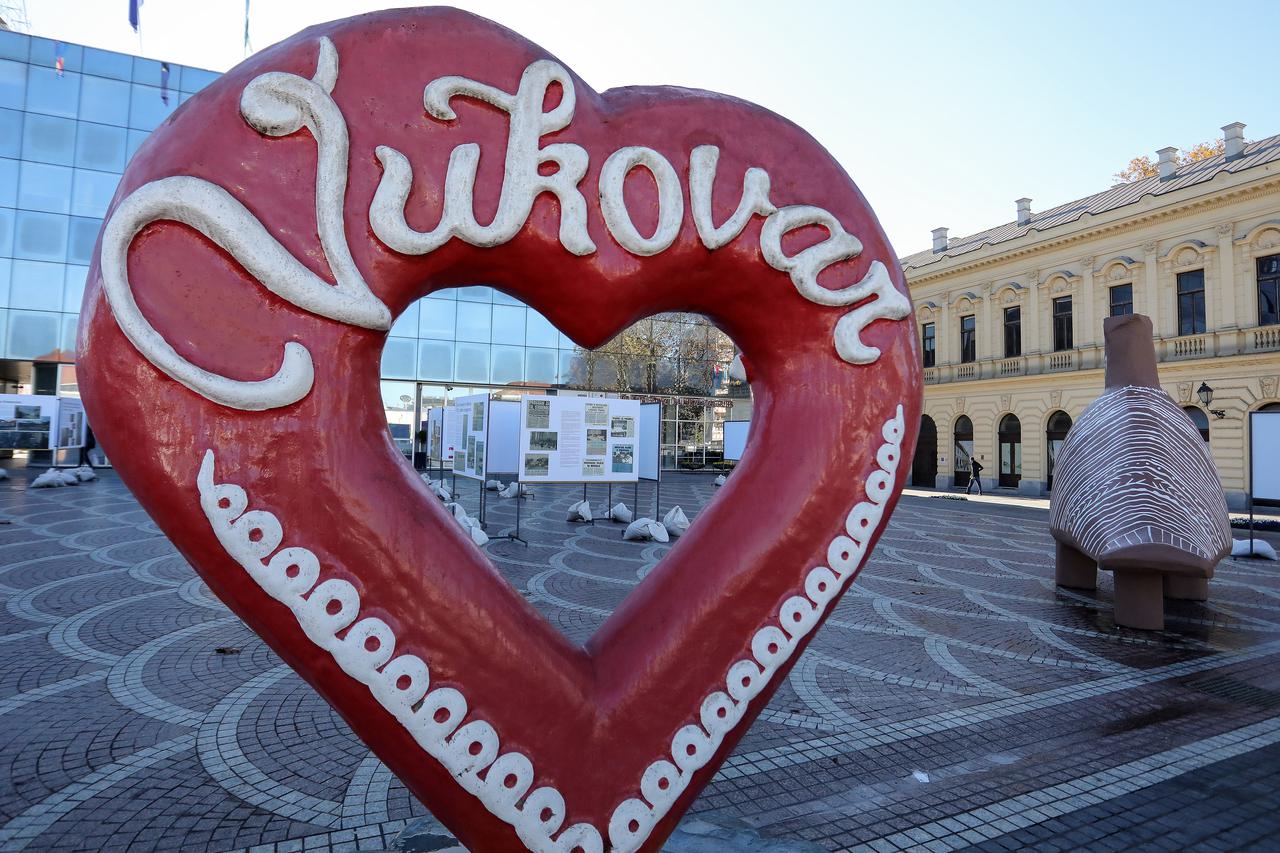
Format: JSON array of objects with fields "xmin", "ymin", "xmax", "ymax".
[{"xmin": 196, "ymin": 404, "xmax": 902, "ymax": 851}]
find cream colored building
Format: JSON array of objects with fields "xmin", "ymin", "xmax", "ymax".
[{"xmin": 900, "ymin": 122, "xmax": 1280, "ymax": 509}]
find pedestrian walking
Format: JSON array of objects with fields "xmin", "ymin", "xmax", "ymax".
[
  {"xmin": 79, "ymin": 426, "xmax": 96, "ymax": 468},
  {"xmin": 967, "ymin": 457, "xmax": 983, "ymax": 495}
]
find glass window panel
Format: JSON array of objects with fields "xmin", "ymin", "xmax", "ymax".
[
  {"xmin": 426, "ymin": 288, "xmax": 456, "ymax": 300},
  {"xmin": 26, "ymin": 67, "xmax": 79, "ymax": 118},
  {"xmin": 0, "ymin": 207, "xmax": 13, "ymax": 256},
  {"xmin": 70, "ymin": 169, "xmax": 118, "ymax": 217},
  {"xmin": 0, "ymin": 158, "xmax": 14, "ymax": 207},
  {"xmin": 389, "ymin": 300, "xmax": 419, "ymax": 338},
  {"xmin": 526, "ymin": 347, "xmax": 557, "ymax": 384},
  {"xmin": 380, "ymin": 337, "xmax": 416, "ymax": 380},
  {"xmin": 490, "ymin": 345, "xmax": 523, "ymax": 384},
  {"xmin": 526, "ymin": 309, "xmax": 558, "ymax": 348},
  {"xmin": 14, "ymin": 210, "xmax": 68, "ymax": 262},
  {"xmin": 83, "ymin": 47, "xmax": 134, "ymax": 81},
  {"xmin": 78, "ymin": 74, "xmax": 131, "ymax": 127},
  {"xmin": 10, "ymin": 259, "xmax": 64, "ymax": 310},
  {"xmin": 128, "ymin": 83, "xmax": 178, "ymax": 131},
  {"xmin": 457, "ymin": 286, "xmax": 492, "ymax": 302},
  {"xmin": 0, "ymin": 257, "xmax": 10, "ymax": 305},
  {"xmin": 558, "ymin": 330, "xmax": 574, "ymax": 348},
  {"xmin": 418, "ymin": 340, "xmax": 453, "ymax": 381},
  {"xmin": 61, "ymin": 312, "xmax": 79, "ymax": 357},
  {"xmin": 491, "ymin": 304, "xmax": 525, "ymax": 345},
  {"xmin": 419, "ymin": 298, "xmax": 455, "ymax": 339},
  {"xmin": 0, "ymin": 107, "xmax": 20, "ymax": 158},
  {"xmin": 21, "ymin": 112, "xmax": 75, "ymax": 165},
  {"xmin": 180, "ymin": 66, "xmax": 219, "ymax": 94},
  {"xmin": 491, "ymin": 289, "xmax": 523, "ymax": 305},
  {"xmin": 7, "ymin": 309, "xmax": 59, "ymax": 359},
  {"xmin": 74, "ymin": 121, "xmax": 127, "ymax": 171},
  {"xmin": 32, "ymin": 38, "xmax": 82, "ymax": 74},
  {"xmin": 455, "ymin": 343, "xmax": 490, "ymax": 383},
  {"xmin": 126, "ymin": 129, "xmax": 148, "ymax": 163},
  {"xmin": 18, "ymin": 161, "xmax": 72, "ymax": 213},
  {"xmin": 559, "ymin": 350, "xmax": 580, "ymax": 387},
  {"xmin": 0, "ymin": 59, "xmax": 26, "ymax": 110},
  {"xmin": 63, "ymin": 266, "xmax": 88, "ymax": 312},
  {"xmin": 455, "ymin": 301, "xmax": 490, "ymax": 342},
  {"xmin": 0, "ymin": 31, "xmax": 27, "ymax": 62},
  {"xmin": 66, "ymin": 216, "xmax": 100, "ymax": 264}
]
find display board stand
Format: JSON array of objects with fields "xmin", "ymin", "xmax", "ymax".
[
  {"xmin": 639, "ymin": 403, "xmax": 661, "ymax": 519},
  {"xmin": 1248, "ymin": 410, "xmax": 1280, "ymax": 553},
  {"xmin": 483, "ymin": 401, "xmax": 526, "ymax": 545}
]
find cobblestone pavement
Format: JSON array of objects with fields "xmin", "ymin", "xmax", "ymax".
[{"xmin": 1, "ymin": 467, "xmax": 1278, "ymax": 852}]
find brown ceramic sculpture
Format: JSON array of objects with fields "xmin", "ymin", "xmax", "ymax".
[{"xmin": 1049, "ymin": 314, "xmax": 1231, "ymax": 630}]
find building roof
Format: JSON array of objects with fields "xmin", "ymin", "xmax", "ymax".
[{"xmin": 899, "ymin": 132, "xmax": 1280, "ymax": 273}]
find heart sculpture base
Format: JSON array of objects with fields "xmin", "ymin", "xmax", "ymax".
[{"xmin": 77, "ymin": 7, "xmax": 921, "ymax": 851}]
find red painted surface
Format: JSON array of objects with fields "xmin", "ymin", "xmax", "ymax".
[{"xmin": 78, "ymin": 9, "xmax": 921, "ymax": 851}]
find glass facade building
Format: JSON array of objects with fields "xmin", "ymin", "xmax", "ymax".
[{"xmin": 1, "ymin": 31, "xmax": 745, "ymax": 468}]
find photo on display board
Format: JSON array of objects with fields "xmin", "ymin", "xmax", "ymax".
[
  {"xmin": 17, "ymin": 431, "xmax": 47, "ymax": 449},
  {"xmin": 14, "ymin": 405, "xmax": 40, "ymax": 420},
  {"xmin": 525, "ymin": 453, "xmax": 549, "ymax": 476},
  {"xmin": 0, "ymin": 432, "xmax": 15, "ymax": 449},
  {"xmin": 585, "ymin": 403, "xmax": 608, "ymax": 426},
  {"xmin": 453, "ymin": 450, "xmax": 466, "ymax": 471},
  {"xmin": 461, "ymin": 414, "xmax": 469, "ymax": 436},
  {"xmin": 467, "ymin": 435, "xmax": 476, "ymax": 465},
  {"xmin": 610, "ymin": 416, "xmax": 634, "ymax": 438},
  {"xmin": 586, "ymin": 428, "xmax": 607, "ymax": 455},
  {"xmin": 18, "ymin": 418, "xmax": 49, "ymax": 430},
  {"xmin": 582, "ymin": 457, "xmax": 604, "ymax": 477},
  {"xmin": 612, "ymin": 443, "xmax": 634, "ymax": 473},
  {"xmin": 472, "ymin": 402, "xmax": 484, "ymax": 432},
  {"xmin": 529, "ymin": 431, "xmax": 558, "ymax": 451},
  {"xmin": 0, "ymin": 419, "xmax": 14, "ymax": 430},
  {"xmin": 474, "ymin": 440, "xmax": 485, "ymax": 473},
  {"xmin": 526, "ymin": 399, "xmax": 550, "ymax": 430}
]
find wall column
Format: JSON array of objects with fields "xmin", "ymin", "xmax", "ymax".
[
  {"xmin": 980, "ymin": 283, "xmax": 996, "ymax": 364},
  {"xmin": 1026, "ymin": 272, "xmax": 1042, "ymax": 356},
  {"xmin": 1142, "ymin": 242, "xmax": 1161, "ymax": 335},
  {"xmin": 1216, "ymin": 221, "xmax": 1238, "ymax": 332}
]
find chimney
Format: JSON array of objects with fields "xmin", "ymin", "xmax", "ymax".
[
  {"xmin": 1222, "ymin": 122, "xmax": 1246, "ymax": 160},
  {"xmin": 1015, "ymin": 198, "xmax": 1032, "ymax": 226},
  {"xmin": 1157, "ymin": 146, "xmax": 1178, "ymax": 180},
  {"xmin": 932, "ymin": 227, "xmax": 949, "ymax": 253}
]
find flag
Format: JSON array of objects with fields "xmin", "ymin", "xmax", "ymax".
[
  {"xmin": 128, "ymin": 0, "xmax": 142, "ymax": 32},
  {"xmin": 159, "ymin": 62, "xmax": 170, "ymax": 105},
  {"xmin": 54, "ymin": 41, "xmax": 65, "ymax": 77}
]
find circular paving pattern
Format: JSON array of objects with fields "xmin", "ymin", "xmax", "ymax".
[{"xmin": 1, "ymin": 468, "xmax": 1280, "ymax": 852}]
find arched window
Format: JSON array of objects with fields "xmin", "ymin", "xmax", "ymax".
[
  {"xmin": 998, "ymin": 414, "xmax": 1022, "ymax": 488},
  {"xmin": 1182, "ymin": 406, "xmax": 1210, "ymax": 444},
  {"xmin": 953, "ymin": 415, "xmax": 974, "ymax": 488},
  {"xmin": 1046, "ymin": 411, "xmax": 1072, "ymax": 491},
  {"xmin": 912, "ymin": 415, "xmax": 938, "ymax": 487}
]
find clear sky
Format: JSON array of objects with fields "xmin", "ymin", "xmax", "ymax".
[{"xmin": 24, "ymin": 0, "xmax": 1280, "ymax": 258}]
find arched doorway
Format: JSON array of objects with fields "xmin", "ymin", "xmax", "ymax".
[
  {"xmin": 1182, "ymin": 406, "xmax": 1210, "ymax": 444},
  {"xmin": 998, "ymin": 414, "xmax": 1022, "ymax": 488},
  {"xmin": 912, "ymin": 415, "xmax": 938, "ymax": 487},
  {"xmin": 1045, "ymin": 410, "xmax": 1072, "ymax": 491},
  {"xmin": 953, "ymin": 415, "xmax": 974, "ymax": 488}
]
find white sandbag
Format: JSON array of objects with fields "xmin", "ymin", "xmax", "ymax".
[
  {"xmin": 444, "ymin": 502, "xmax": 470, "ymax": 523},
  {"xmin": 663, "ymin": 505, "xmax": 690, "ymax": 538},
  {"xmin": 485, "ymin": 479, "xmax": 502, "ymax": 491},
  {"xmin": 432, "ymin": 484, "xmax": 452, "ymax": 501},
  {"xmin": 714, "ymin": 474, "xmax": 727, "ymax": 487},
  {"xmin": 610, "ymin": 502, "xmax": 633, "ymax": 523},
  {"xmin": 0, "ymin": 469, "xmax": 10, "ymax": 481},
  {"xmin": 58, "ymin": 471, "xmax": 80, "ymax": 486},
  {"xmin": 459, "ymin": 516, "xmax": 489, "ymax": 546},
  {"xmin": 566, "ymin": 499, "xmax": 593, "ymax": 523},
  {"xmin": 519, "ymin": 484, "xmax": 533, "ymax": 497},
  {"xmin": 72, "ymin": 465, "xmax": 96, "ymax": 482},
  {"xmin": 30, "ymin": 469, "xmax": 66, "ymax": 488},
  {"xmin": 1233, "ymin": 538, "xmax": 1278, "ymax": 560},
  {"xmin": 624, "ymin": 518, "xmax": 669, "ymax": 542},
  {"xmin": 498, "ymin": 482, "xmax": 519, "ymax": 498}
]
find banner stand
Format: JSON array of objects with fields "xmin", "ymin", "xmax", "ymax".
[{"xmin": 481, "ymin": 409, "xmax": 526, "ymax": 546}]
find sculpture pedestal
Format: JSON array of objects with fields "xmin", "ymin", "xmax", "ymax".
[
  {"xmin": 1164, "ymin": 575, "xmax": 1209, "ymax": 601},
  {"xmin": 1110, "ymin": 570, "xmax": 1164, "ymax": 631},
  {"xmin": 1055, "ymin": 542, "xmax": 1097, "ymax": 590}
]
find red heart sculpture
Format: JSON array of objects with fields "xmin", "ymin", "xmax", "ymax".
[{"xmin": 78, "ymin": 8, "xmax": 921, "ymax": 851}]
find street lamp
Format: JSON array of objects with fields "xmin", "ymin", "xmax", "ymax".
[{"xmin": 1197, "ymin": 382, "xmax": 1227, "ymax": 419}]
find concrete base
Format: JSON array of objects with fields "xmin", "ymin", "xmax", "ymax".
[
  {"xmin": 1055, "ymin": 542, "xmax": 1097, "ymax": 589},
  {"xmin": 1018, "ymin": 478, "xmax": 1045, "ymax": 496},
  {"xmin": 1164, "ymin": 575, "xmax": 1210, "ymax": 601},
  {"xmin": 1111, "ymin": 569, "xmax": 1165, "ymax": 630}
]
